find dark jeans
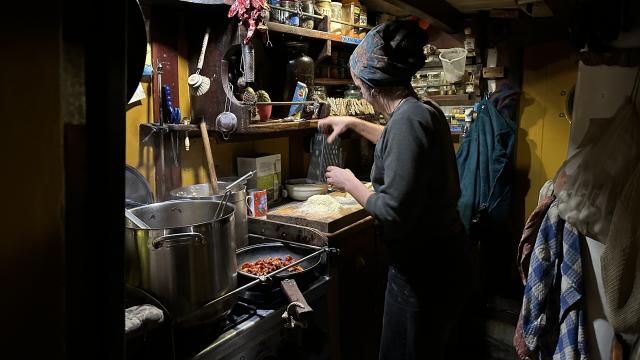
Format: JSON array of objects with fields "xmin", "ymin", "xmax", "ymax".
[{"xmin": 379, "ymin": 266, "xmax": 463, "ymax": 360}]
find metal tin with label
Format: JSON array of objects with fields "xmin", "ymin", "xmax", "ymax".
[{"xmin": 289, "ymin": 81, "xmax": 308, "ymax": 118}]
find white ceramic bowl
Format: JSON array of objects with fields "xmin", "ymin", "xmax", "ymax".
[{"xmin": 284, "ymin": 179, "xmax": 328, "ymax": 201}]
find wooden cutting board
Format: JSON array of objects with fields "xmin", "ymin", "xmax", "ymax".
[{"xmin": 267, "ymin": 192, "xmax": 369, "ymax": 233}]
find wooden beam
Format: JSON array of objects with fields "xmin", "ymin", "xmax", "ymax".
[
  {"xmin": 543, "ymin": 0, "xmax": 575, "ymax": 22},
  {"xmin": 367, "ymin": 0, "xmax": 463, "ymax": 33}
]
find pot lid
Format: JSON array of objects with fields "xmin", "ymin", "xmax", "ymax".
[{"xmin": 125, "ymin": 165, "xmax": 154, "ymax": 208}]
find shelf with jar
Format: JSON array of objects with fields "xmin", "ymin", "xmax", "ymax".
[{"xmin": 265, "ymin": 0, "xmax": 372, "ymax": 45}]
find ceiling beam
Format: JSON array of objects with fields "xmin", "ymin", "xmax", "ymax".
[{"xmin": 385, "ymin": 0, "xmax": 464, "ymax": 33}]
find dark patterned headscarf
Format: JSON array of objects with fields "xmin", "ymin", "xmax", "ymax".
[{"xmin": 350, "ymin": 20, "xmax": 428, "ymax": 88}]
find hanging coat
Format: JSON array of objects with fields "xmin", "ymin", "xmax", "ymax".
[{"xmin": 456, "ymin": 92, "xmax": 517, "ymax": 232}]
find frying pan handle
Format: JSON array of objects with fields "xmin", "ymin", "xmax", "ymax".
[{"xmin": 280, "ymin": 278, "xmax": 313, "ymax": 325}]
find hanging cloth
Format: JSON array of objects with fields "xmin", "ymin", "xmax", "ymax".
[
  {"xmin": 456, "ymin": 92, "xmax": 517, "ymax": 231},
  {"xmin": 601, "ymin": 161, "xmax": 640, "ymax": 333},
  {"xmin": 519, "ymin": 200, "xmax": 588, "ymax": 360},
  {"xmin": 554, "ymin": 69, "xmax": 640, "ymax": 242}
]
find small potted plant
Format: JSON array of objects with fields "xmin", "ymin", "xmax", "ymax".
[{"xmin": 256, "ymin": 90, "xmax": 272, "ymax": 122}]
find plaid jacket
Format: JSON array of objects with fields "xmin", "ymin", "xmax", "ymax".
[{"xmin": 520, "ymin": 200, "xmax": 588, "ymax": 360}]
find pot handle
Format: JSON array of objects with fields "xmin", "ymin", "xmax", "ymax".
[
  {"xmin": 151, "ymin": 232, "xmax": 206, "ymax": 250},
  {"xmin": 280, "ymin": 278, "xmax": 313, "ymax": 327}
]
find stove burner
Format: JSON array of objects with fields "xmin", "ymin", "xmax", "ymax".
[{"xmin": 173, "ymin": 302, "xmax": 256, "ymax": 359}]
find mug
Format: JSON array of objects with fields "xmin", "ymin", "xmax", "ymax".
[{"xmin": 246, "ymin": 189, "xmax": 268, "ymax": 218}]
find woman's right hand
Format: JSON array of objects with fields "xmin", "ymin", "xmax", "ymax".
[{"xmin": 317, "ymin": 116, "xmax": 353, "ymax": 144}]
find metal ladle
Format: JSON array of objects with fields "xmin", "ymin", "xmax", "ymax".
[{"xmin": 125, "ymin": 209, "xmax": 150, "ymax": 229}]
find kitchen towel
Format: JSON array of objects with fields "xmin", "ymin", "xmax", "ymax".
[
  {"xmin": 125, "ymin": 304, "xmax": 164, "ymax": 334},
  {"xmin": 518, "ymin": 200, "xmax": 587, "ymax": 359}
]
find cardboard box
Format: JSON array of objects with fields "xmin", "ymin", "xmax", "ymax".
[{"xmin": 237, "ymin": 154, "xmax": 281, "ymax": 204}]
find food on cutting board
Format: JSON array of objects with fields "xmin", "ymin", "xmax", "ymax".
[
  {"xmin": 240, "ymin": 255, "xmax": 304, "ymax": 276},
  {"xmin": 299, "ymin": 194, "xmax": 343, "ymax": 214}
]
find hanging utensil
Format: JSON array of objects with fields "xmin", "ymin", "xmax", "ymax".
[
  {"xmin": 125, "ymin": 208, "xmax": 150, "ymax": 229},
  {"xmin": 225, "ymin": 170, "xmax": 257, "ymax": 191},
  {"xmin": 188, "ymin": 27, "xmax": 212, "ymax": 96},
  {"xmin": 214, "ymin": 188, "xmax": 232, "ymax": 220},
  {"xmin": 200, "ymin": 120, "xmax": 219, "ymax": 194},
  {"xmin": 216, "ymin": 84, "xmax": 238, "ymax": 139}
]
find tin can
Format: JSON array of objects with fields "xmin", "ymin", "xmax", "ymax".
[{"xmin": 289, "ymin": 81, "xmax": 309, "ymax": 119}]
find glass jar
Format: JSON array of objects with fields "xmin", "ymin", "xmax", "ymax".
[
  {"xmin": 344, "ymin": 84, "xmax": 361, "ymax": 99},
  {"xmin": 269, "ymin": 0, "xmax": 285, "ymax": 23},
  {"xmin": 281, "ymin": 0, "xmax": 299, "ymax": 27},
  {"xmin": 300, "ymin": 0, "xmax": 314, "ymax": 29},
  {"xmin": 315, "ymin": 0, "xmax": 333, "ymax": 20},
  {"xmin": 330, "ymin": 2, "xmax": 343, "ymax": 34},
  {"xmin": 313, "ymin": 85, "xmax": 328, "ymax": 101}
]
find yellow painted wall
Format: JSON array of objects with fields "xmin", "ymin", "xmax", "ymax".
[
  {"xmin": 516, "ymin": 42, "xmax": 577, "ymax": 217},
  {"xmin": 125, "ymin": 47, "xmax": 291, "ymax": 194}
]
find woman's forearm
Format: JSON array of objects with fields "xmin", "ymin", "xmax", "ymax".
[
  {"xmin": 345, "ymin": 117, "xmax": 385, "ymax": 144},
  {"xmin": 345, "ymin": 177, "xmax": 373, "ymax": 207}
]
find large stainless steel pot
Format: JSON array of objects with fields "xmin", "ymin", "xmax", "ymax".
[
  {"xmin": 125, "ymin": 200, "xmax": 237, "ymax": 327},
  {"xmin": 170, "ymin": 181, "xmax": 248, "ymax": 248}
]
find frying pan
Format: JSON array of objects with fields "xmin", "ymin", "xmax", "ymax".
[
  {"xmin": 237, "ymin": 243, "xmax": 322, "ymax": 281},
  {"xmin": 236, "ymin": 242, "xmax": 326, "ymax": 325}
]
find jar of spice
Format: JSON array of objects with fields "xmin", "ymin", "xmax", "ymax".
[
  {"xmin": 313, "ymin": 85, "xmax": 328, "ymax": 100},
  {"xmin": 281, "ymin": 0, "xmax": 299, "ymax": 26},
  {"xmin": 315, "ymin": 0, "xmax": 332, "ymax": 22},
  {"xmin": 344, "ymin": 84, "xmax": 361, "ymax": 99},
  {"xmin": 330, "ymin": 2, "xmax": 343, "ymax": 34},
  {"xmin": 269, "ymin": 0, "xmax": 285, "ymax": 23},
  {"xmin": 300, "ymin": 0, "xmax": 314, "ymax": 29}
]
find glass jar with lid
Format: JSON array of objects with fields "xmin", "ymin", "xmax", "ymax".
[
  {"xmin": 313, "ymin": 85, "xmax": 328, "ymax": 101},
  {"xmin": 344, "ymin": 84, "xmax": 361, "ymax": 99},
  {"xmin": 300, "ymin": 0, "xmax": 314, "ymax": 29}
]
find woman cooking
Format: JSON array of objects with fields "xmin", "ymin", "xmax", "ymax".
[{"xmin": 318, "ymin": 20, "xmax": 471, "ymax": 359}]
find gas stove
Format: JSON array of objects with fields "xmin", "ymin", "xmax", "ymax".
[{"xmin": 173, "ymin": 274, "xmax": 331, "ymax": 360}]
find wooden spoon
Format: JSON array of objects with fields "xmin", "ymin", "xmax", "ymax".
[{"xmin": 200, "ymin": 121, "xmax": 219, "ymax": 194}]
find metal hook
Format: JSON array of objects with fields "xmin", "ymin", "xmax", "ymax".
[{"xmin": 265, "ymin": 29, "xmax": 273, "ymax": 48}]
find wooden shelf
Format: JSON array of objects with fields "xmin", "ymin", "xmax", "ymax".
[
  {"xmin": 144, "ymin": 120, "xmax": 319, "ymax": 135},
  {"xmin": 267, "ymin": 22, "xmax": 361, "ymax": 45},
  {"xmin": 315, "ymin": 78, "xmax": 353, "ymax": 86},
  {"xmin": 427, "ymin": 94, "xmax": 478, "ymax": 106},
  {"xmin": 243, "ymin": 119, "xmax": 319, "ymax": 133}
]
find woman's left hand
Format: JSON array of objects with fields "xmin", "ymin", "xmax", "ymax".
[{"xmin": 325, "ymin": 166, "xmax": 357, "ymax": 192}]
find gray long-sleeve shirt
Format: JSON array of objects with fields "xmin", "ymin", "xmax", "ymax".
[{"xmin": 365, "ymin": 97, "xmax": 466, "ymax": 273}]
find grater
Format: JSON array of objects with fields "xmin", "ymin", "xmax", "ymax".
[{"xmin": 307, "ymin": 131, "xmax": 342, "ymax": 183}]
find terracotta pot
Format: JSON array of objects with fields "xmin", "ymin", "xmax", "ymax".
[{"xmin": 257, "ymin": 104, "xmax": 272, "ymax": 122}]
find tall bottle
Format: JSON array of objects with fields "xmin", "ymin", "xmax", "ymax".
[{"xmin": 282, "ymin": 41, "xmax": 315, "ymax": 117}]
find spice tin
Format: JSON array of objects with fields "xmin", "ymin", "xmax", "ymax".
[{"xmin": 289, "ymin": 81, "xmax": 309, "ymax": 118}]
